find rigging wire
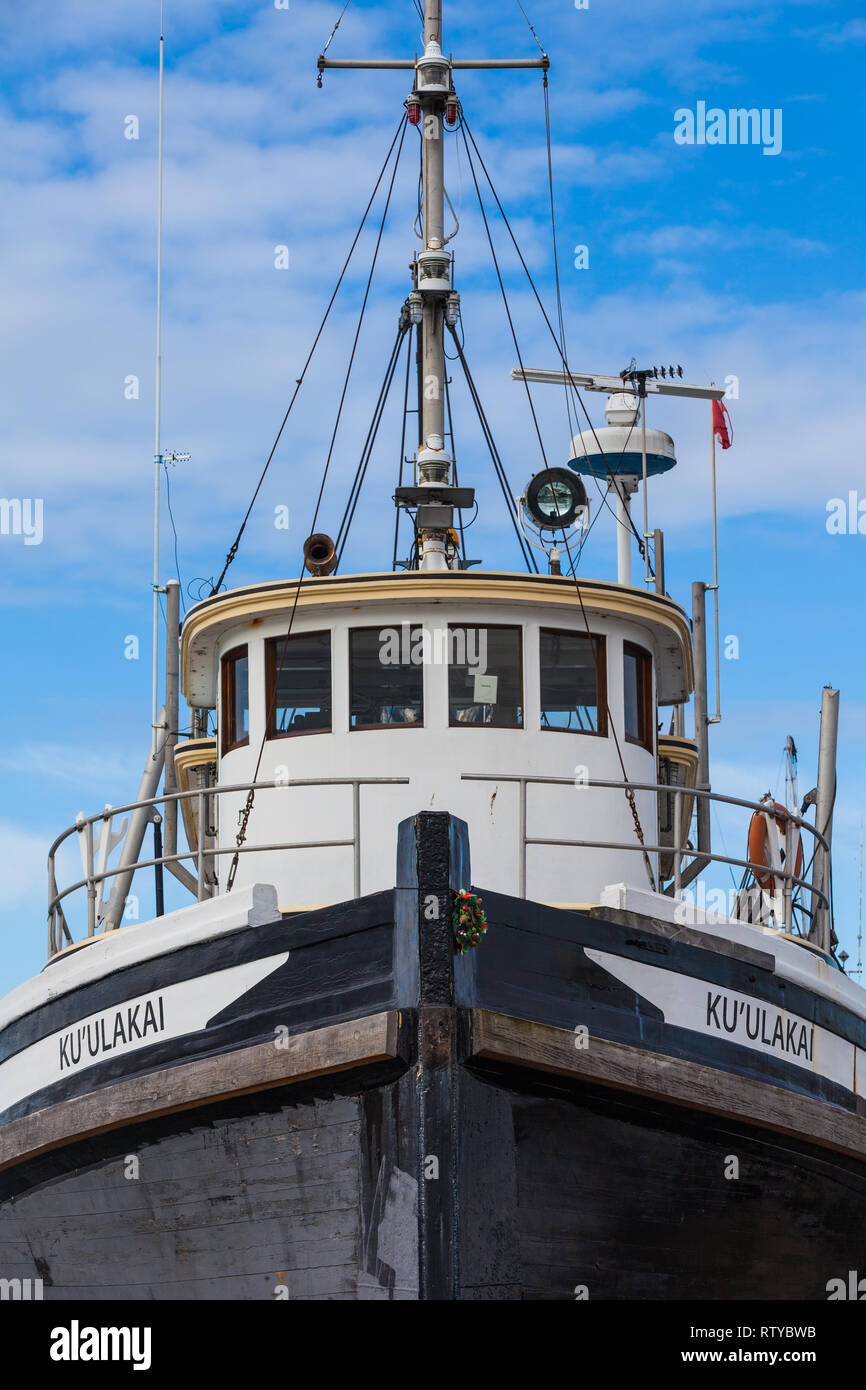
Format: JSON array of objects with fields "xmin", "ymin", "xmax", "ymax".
[
  {"xmin": 162, "ymin": 461, "xmax": 187, "ymax": 614},
  {"xmin": 321, "ymin": 0, "xmax": 352, "ymax": 59},
  {"xmin": 444, "ymin": 367, "xmax": 467, "ymax": 564},
  {"xmin": 225, "ymin": 119, "xmax": 409, "ymax": 889},
  {"xmin": 512, "ymin": 0, "xmax": 546, "ymax": 56},
  {"xmin": 392, "ymin": 326, "xmax": 414, "ymax": 572},
  {"xmin": 459, "ymin": 114, "xmax": 651, "ymax": 563},
  {"xmin": 210, "ymin": 113, "xmax": 408, "ymax": 597},
  {"xmin": 319, "ymin": 115, "xmax": 409, "ymax": 551},
  {"xmin": 446, "ymin": 324, "xmax": 538, "ymax": 574},
  {"xmin": 459, "ymin": 111, "xmax": 655, "ymax": 886},
  {"xmin": 335, "ymin": 320, "xmax": 409, "ymax": 565}
]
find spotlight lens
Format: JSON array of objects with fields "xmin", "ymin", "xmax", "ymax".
[
  {"xmin": 536, "ymin": 479, "xmax": 573, "ymax": 521},
  {"xmin": 524, "ymin": 467, "xmax": 587, "ymax": 531}
]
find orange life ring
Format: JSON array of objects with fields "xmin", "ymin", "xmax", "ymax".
[{"xmin": 747, "ymin": 801, "xmax": 803, "ymax": 893}]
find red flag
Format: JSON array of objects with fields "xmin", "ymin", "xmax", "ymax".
[{"xmin": 712, "ymin": 399, "xmax": 733, "ymax": 450}]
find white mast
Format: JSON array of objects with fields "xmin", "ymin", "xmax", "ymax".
[{"xmin": 151, "ymin": 0, "xmax": 166, "ymax": 756}]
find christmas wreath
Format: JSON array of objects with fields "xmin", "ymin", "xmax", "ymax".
[{"xmin": 452, "ymin": 890, "xmax": 489, "ymax": 954}]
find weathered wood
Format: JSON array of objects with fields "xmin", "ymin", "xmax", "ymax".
[
  {"xmin": 0, "ymin": 1011, "xmax": 401, "ymax": 1173},
  {"xmin": 410, "ymin": 812, "xmax": 469, "ymax": 1300},
  {"xmin": 469, "ymin": 1008, "xmax": 866, "ymax": 1162}
]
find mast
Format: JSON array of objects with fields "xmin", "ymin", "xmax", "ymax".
[
  {"xmin": 411, "ymin": 0, "xmax": 457, "ymax": 570},
  {"xmin": 317, "ymin": 0, "xmax": 547, "ymax": 570},
  {"xmin": 419, "ymin": 0, "xmax": 446, "ymax": 459}
]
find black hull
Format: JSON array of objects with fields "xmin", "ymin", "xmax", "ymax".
[{"xmin": 2, "ymin": 814, "xmax": 865, "ymax": 1300}]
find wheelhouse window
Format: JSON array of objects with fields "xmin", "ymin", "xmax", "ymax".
[
  {"xmin": 350, "ymin": 626, "xmax": 424, "ymax": 729},
  {"xmin": 623, "ymin": 641, "xmax": 653, "ymax": 750},
  {"xmin": 266, "ymin": 631, "xmax": 332, "ymax": 738},
  {"xmin": 221, "ymin": 645, "xmax": 249, "ymax": 756},
  {"xmin": 448, "ymin": 625, "xmax": 523, "ymax": 727},
  {"xmin": 540, "ymin": 629, "xmax": 607, "ymax": 735}
]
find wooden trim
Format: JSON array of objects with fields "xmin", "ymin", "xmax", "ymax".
[
  {"xmin": 469, "ymin": 1008, "xmax": 866, "ymax": 1163},
  {"xmin": 623, "ymin": 639, "xmax": 653, "ymax": 752},
  {"xmin": 0, "ymin": 1011, "xmax": 402, "ymax": 1174},
  {"xmin": 181, "ymin": 572, "xmax": 694, "ymax": 707},
  {"xmin": 539, "ymin": 626, "xmax": 608, "ymax": 738},
  {"xmin": 220, "ymin": 644, "xmax": 249, "ymax": 757},
  {"xmin": 447, "ymin": 622, "xmax": 524, "ymax": 729},
  {"xmin": 348, "ymin": 624, "xmax": 424, "ymax": 731},
  {"xmin": 265, "ymin": 629, "xmax": 332, "ymax": 740}
]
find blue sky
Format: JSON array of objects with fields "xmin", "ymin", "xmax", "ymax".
[{"xmin": 1, "ymin": 0, "xmax": 864, "ymax": 995}]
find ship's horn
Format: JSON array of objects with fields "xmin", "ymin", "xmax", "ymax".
[{"xmin": 303, "ymin": 532, "xmax": 337, "ymax": 577}]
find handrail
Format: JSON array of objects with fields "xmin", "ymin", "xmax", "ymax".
[
  {"xmin": 47, "ymin": 776, "xmax": 409, "ymax": 958},
  {"xmin": 47, "ymin": 771, "xmax": 831, "ymax": 959},
  {"xmin": 459, "ymin": 773, "xmax": 830, "ymax": 924}
]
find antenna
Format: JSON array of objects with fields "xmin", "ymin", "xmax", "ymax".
[
  {"xmin": 857, "ymin": 819, "xmax": 863, "ymax": 977},
  {"xmin": 151, "ymin": 0, "xmax": 166, "ymax": 758}
]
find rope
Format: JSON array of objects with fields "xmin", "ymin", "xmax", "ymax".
[
  {"xmin": 210, "ymin": 113, "xmax": 408, "ymax": 597},
  {"xmin": 335, "ymin": 321, "xmax": 409, "ymax": 565},
  {"xmin": 392, "ymin": 327, "xmax": 414, "ymax": 571},
  {"xmin": 446, "ymin": 325, "xmax": 538, "ymax": 574},
  {"xmin": 461, "ymin": 116, "xmax": 655, "ymax": 888},
  {"xmin": 319, "ymin": 115, "xmax": 409, "ymax": 550},
  {"xmin": 460, "ymin": 114, "xmax": 650, "ymax": 563}
]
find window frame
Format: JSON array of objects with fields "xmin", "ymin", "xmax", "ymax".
[
  {"xmin": 264, "ymin": 630, "xmax": 333, "ymax": 741},
  {"xmin": 348, "ymin": 625, "xmax": 425, "ymax": 732},
  {"xmin": 220, "ymin": 644, "xmax": 250, "ymax": 757},
  {"xmin": 623, "ymin": 640, "xmax": 654, "ymax": 752},
  {"xmin": 447, "ymin": 622, "xmax": 524, "ymax": 730},
  {"xmin": 538, "ymin": 627, "xmax": 608, "ymax": 738}
]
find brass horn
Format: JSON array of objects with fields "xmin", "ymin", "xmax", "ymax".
[{"xmin": 303, "ymin": 532, "xmax": 337, "ymax": 577}]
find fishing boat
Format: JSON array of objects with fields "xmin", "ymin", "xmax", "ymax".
[{"xmin": 1, "ymin": 0, "xmax": 864, "ymax": 1302}]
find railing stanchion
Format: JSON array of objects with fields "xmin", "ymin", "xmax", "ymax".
[
  {"xmin": 673, "ymin": 787, "xmax": 682, "ymax": 900},
  {"xmin": 197, "ymin": 790, "xmax": 207, "ymax": 901},
  {"xmin": 84, "ymin": 821, "xmax": 97, "ymax": 937},
  {"xmin": 519, "ymin": 776, "xmax": 527, "ymax": 899},
  {"xmin": 783, "ymin": 815, "xmax": 794, "ymax": 930},
  {"xmin": 352, "ymin": 780, "xmax": 361, "ymax": 898}
]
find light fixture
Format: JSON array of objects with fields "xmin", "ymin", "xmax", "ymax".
[
  {"xmin": 407, "ymin": 97, "xmax": 421, "ymax": 126},
  {"xmin": 523, "ymin": 468, "xmax": 587, "ymax": 531},
  {"xmin": 408, "ymin": 290, "xmax": 423, "ymax": 325},
  {"xmin": 445, "ymin": 290, "xmax": 460, "ymax": 327},
  {"xmin": 417, "ymin": 244, "xmax": 450, "ymax": 292},
  {"xmin": 445, "ymin": 99, "xmax": 459, "ymax": 126}
]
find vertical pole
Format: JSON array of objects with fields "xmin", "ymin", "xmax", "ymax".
[
  {"xmin": 164, "ymin": 578, "xmax": 180, "ymax": 862},
  {"xmin": 84, "ymin": 821, "xmax": 96, "ymax": 938},
  {"xmin": 810, "ymin": 685, "xmax": 839, "ymax": 953},
  {"xmin": 151, "ymin": 2, "xmax": 166, "ymax": 756},
  {"xmin": 692, "ymin": 582, "xmax": 711, "ymax": 856},
  {"xmin": 653, "ymin": 528, "xmax": 665, "ymax": 595},
  {"xmin": 640, "ymin": 388, "xmax": 650, "ymax": 586},
  {"xmin": 352, "ymin": 779, "xmax": 361, "ymax": 898},
  {"xmin": 613, "ymin": 481, "xmax": 632, "ymax": 587},
  {"xmin": 153, "ymin": 814, "xmax": 165, "ymax": 917},
  {"xmin": 196, "ymin": 788, "xmax": 207, "ymax": 901},
  {"xmin": 708, "ymin": 396, "xmax": 722, "ymax": 723},
  {"xmin": 420, "ymin": 0, "xmax": 446, "ymax": 457},
  {"xmin": 519, "ymin": 777, "xmax": 527, "ymax": 899}
]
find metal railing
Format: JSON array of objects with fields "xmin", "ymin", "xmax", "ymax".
[
  {"xmin": 459, "ymin": 773, "xmax": 830, "ymax": 933},
  {"xmin": 47, "ymin": 772, "xmax": 831, "ymax": 961},
  {"xmin": 47, "ymin": 776, "xmax": 409, "ymax": 959}
]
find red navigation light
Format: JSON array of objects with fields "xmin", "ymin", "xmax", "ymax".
[
  {"xmin": 445, "ymin": 100, "xmax": 458, "ymax": 127},
  {"xmin": 407, "ymin": 99, "xmax": 421, "ymax": 126}
]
